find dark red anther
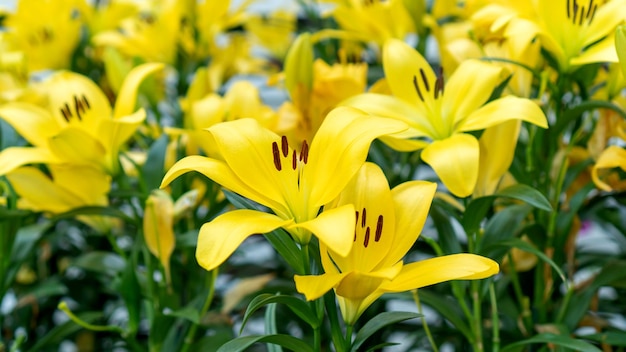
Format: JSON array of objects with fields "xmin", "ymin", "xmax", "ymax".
[
  {"xmin": 281, "ymin": 135, "xmax": 289, "ymax": 157},
  {"xmin": 420, "ymin": 68, "xmax": 430, "ymax": 92},
  {"xmin": 361, "ymin": 208, "xmax": 367, "ymax": 228},
  {"xmin": 300, "ymin": 140, "xmax": 309, "ymax": 164},
  {"xmin": 412, "ymin": 75, "xmax": 424, "ymax": 102},
  {"xmin": 375, "ymin": 215, "xmax": 383, "ymax": 242},
  {"xmin": 292, "ymin": 150, "xmax": 297, "ymax": 170},
  {"xmin": 82, "ymin": 95, "xmax": 90, "ymax": 109},
  {"xmin": 363, "ymin": 227, "xmax": 370, "ymax": 248},
  {"xmin": 272, "ymin": 142, "xmax": 282, "ymax": 171}
]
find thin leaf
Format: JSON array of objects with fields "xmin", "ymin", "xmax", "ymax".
[
  {"xmin": 351, "ymin": 312, "xmax": 421, "ymax": 352},
  {"xmin": 216, "ymin": 334, "xmax": 314, "ymax": 352},
  {"xmin": 50, "ymin": 206, "xmax": 136, "ymax": 225},
  {"xmin": 142, "ymin": 134, "xmax": 169, "ymax": 192},
  {"xmin": 496, "ymin": 184, "xmax": 552, "ymax": 211},
  {"xmin": 265, "ymin": 303, "xmax": 282, "ymax": 352},
  {"xmin": 501, "ymin": 333, "xmax": 602, "ymax": 352},
  {"xmin": 579, "ymin": 332, "xmax": 626, "ymax": 346},
  {"xmin": 417, "ymin": 290, "xmax": 473, "ymax": 340},
  {"xmin": 72, "ymin": 251, "xmax": 126, "ymax": 276},
  {"xmin": 241, "ymin": 293, "xmax": 321, "ymax": 332},
  {"xmin": 494, "ymin": 238, "xmax": 568, "ymax": 286},
  {"xmin": 26, "ymin": 312, "xmax": 103, "ymax": 352}
]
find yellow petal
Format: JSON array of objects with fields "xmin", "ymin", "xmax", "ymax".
[
  {"xmin": 570, "ymin": 34, "xmax": 618, "ymax": 66},
  {"xmin": 294, "ymin": 272, "xmax": 347, "ymax": 301},
  {"xmin": 327, "ymin": 163, "xmax": 397, "ymax": 273},
  {"xmin": 5, "ymin": 167, "xmax": 84, "ymax": 213},
  {"xmin": 196, "ymin": 210, "xmax": 293, "ymax": 271},
  {"xmin": 47, "ymin": 128, "xmax": 107, "ymax": 170},
  {"xmin": 618, "ymin": 25, "xmax": 626, "ymax": 77},
  {"xmin": 144, "ymin": 190, "xmax": 175, "ymax": 285},
  {"xmin": 474, "ymin": 120, "xmax": 521, "ymax": 197},
  {"xmin": 305, "ymin": 106, "xmax": 407, "ymax": 207},
  {"xmin": 0, "ymin": 103, "xmax": 60, "ymax": 147},
  {"xmin": 340, "ymin": 93, "xmax": 437, "ymax": 138},
  {"xmin": 383, "ymin": 38, "xmax": 436, "ymax": 117},
  {"xmin": 421, "ymin": 134, "xmax": 479, "ymax": 198},
  {"xmin": 45, "ymin": 71, "xmax": 112, "ymax": 132},
  {"xmin": 0, "ymin": 147, "xmax": 58, "ymax": 176},
  {"xmin": 49, "ymin": 165, "xmax": 111, "ymax": 205},
  {"xmin": 455, "ymin": 96, "xmax": 547, "ymax": 132},
  {"xmin": 99, "ymin": 108, "xmax": 146, "ymax": 158},
  {"xmin": 291, "ymin": 204, "xmax": 355, "ymax": 257},
  {"xmin": 592, "ymin": 146, "xmax": 626, "ymax": 191},
  {"xmin": 380, "ymin": 253, "xmax": 499, "ymax": 292},
  {"xmin": 443, "ymin": 60, "xmax": 504, "ymax": 128},
  {"xmin": 382, "ymin": 180, "xmax": 437, "ymax": 266},
  {"xmin": 113, "ymin": 62, "xmax": 165, "ymax": 119},
  {"xmin": 284, "ymin": 32, "xmax": 313, "ymax": 102},
  {"xmin": 160, "ymin": 155, "xmax": 283, "ymax": 212}
]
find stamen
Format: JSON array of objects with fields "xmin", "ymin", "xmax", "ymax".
[
  {"xmin": 361, "ymin": 208, "xmax": 367, "ymax": 228},
  {"xmin": 60, "ymin": 103, "xmax": 72, "ymax": 122},
  {"xmin": 412, "ymin": 75, "xmax": 424, "ymax": 102},
  {"xmin": 586, "ymin": 0, "xmax": 594, "ymax": 18},
  {"xmin": 375, "ymin": 215, "xmax": 383, "ymax": 242},
  {"xmin": 355, "ymin": 210, "xmax": 359, "ymax": 225},
  {"xmin": 572, "ymin": 0, "xmax": 579, "ymax": 25},
  {"xmin": 281, "ymin": 135, "xmax": 289, "ymax": 157},
  {"xmin": 300, "ymin": 140, "xmax": 309, "ymax": 164},
  {"xmin": 420, "ymin": 69, "xmax": 430, "ymax": 92},
  {"xmin": 82, "ymin": 95, "xmax": 90, "ymax": 109},
  {"xmin": 579, "ymin": 5, "xmax": 585, "ymax": 25},
  {"xmin": 292, "ymin": 150, "xmax": 297, "ymax": 170},
  {"xmin": 434, "ymin": 67, "xmax": 445, "ymax": 99},
  {"xmin": 588, "ymin": 3, "xmax": 597, "ymax": 23},
  {"xmin": 74, "ymin": 95, "xmax": 85, "ymax": 120},
  {"xmin": 567, "ymin": 0, "xmax": 571, "ymax": 18},
  {"xmin": 363, "ymin": 227, "xmax": 370, "ymax": 248},
  {"xmin": 272, "ymin": 142, "xmax": 282, "ymax": 171}
]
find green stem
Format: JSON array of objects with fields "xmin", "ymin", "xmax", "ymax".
[
  {"xmin": 412, "ymin": 289, "xmax": 439, "ymax": 352},
  {"xmin": 489, "ymin": 283, "xmax": 500, "ymax": 352},
  {"xmin": 555, "ymin": 282, "xmax": 574, "ymax": 323},
  {"xmin": 506, "ymin": 255, "xmax": 532, "ymax": 334},
  {"xmin": 180, "ymin": 269, "xmax": 218, "ymax": 352},
  {"xmin": 471, "ymin": 281, "xmax": 484, "ymax": 352},
  {"xmin": 345, "ymin": 324, "xmax": 354, "ymax": 349}
]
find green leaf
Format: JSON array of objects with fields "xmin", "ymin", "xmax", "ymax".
[
  {"xmin": 216, "ymin": 334, "xmax": 314, "ymax": 352},
  {"xmin": 164, "ymin": 305, "xmax": 200, "ymax": 324},
  {"xmin": 554, "ymin": 100, "xmax": 626, "ymax": 137},
  {"xmin": 118, "ymin": 261, "xmax": 141, "ymax": 335},
  {"xmin": 50, "ymin": 206, "xmax": 137, "ymax": 226},
  {"xmin": 350, "ymin": 312, "xmax": 421, "ymax": 352},
  {"xmin": 578, "ymin": 332, "xmax": 626, "ymax": 346},
  {"xmin": 265, "ymin": 303, "xmax": 282, "ymax": 352},
  {"xmin": 477, "ymin": 204, "xmax": 531, "ymax": 255},
  {"xmin": 430, "ymin": 202, "xmax": 462, "ymax": 254},
  {"xmin": 241, "ymin": 293, "xmax": 321, "ymax": 332},
  {"xmin": 494, "ymin": 238, "xmax": 567, "ymax": 285},
  {"xmin": 191, "ymin": 327, "xmax": 235, "ymax": 352},
  {"xmin": 496, "ymin": 184, "xmax": 552, "ymax": 211},
  {"xmin": 501, "ymin": 333, "xmax": 602, "ymax": 352},
  {"xmin": 417, "ymin": 290, "xmax": 473, "ymax": 341},
  {"xmin": 142, "ymin": 134, "xmax": 169, "ymax": 192},
  {"xmin": 72, "ymin": 251, "xmax": 126, "ymax": 276},
  {"xmin": 4, "ymin": 222, "xmax": 51, "ymax": 290}
]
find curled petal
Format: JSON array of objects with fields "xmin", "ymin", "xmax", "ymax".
[
  {"xmin": 592, "ymin": 146, "xmax": 626, "ymax": 191},
  {"xmin": 114, "ymin": 62, "xmax": 165, "ymax": 119},
  {"xmin": 0, "ymin": 147, "xmax": 58, "ymax": 176},
  {"xmin": 196, "ymin": 210, "xmax": 293, "ymax": 272},
  {"xmin": 421, "ymin": 134, "xmax": 479, "ymax": 198},
  {"xmin": 380, "ymin": 253, "xmax": 499, "ymax": 293},
  {"xmin": 291, "ymin": 204, "xmax": 355, "ymax": 257},
  {"xmin": 294, "ymin": 272, "xmax": 347, "ymax": 301},
  {"xmin": 455, "ymin": 96, "xmax": 547, "ymax": 132}
]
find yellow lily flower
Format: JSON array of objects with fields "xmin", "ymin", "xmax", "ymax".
[
  {"xmin": 592, "ymin": 146, "xmax": 626, "ymax": 191},
  {"xmin": 245, "ymin": 10, "xmax": 296, "ymax": 60},
  {"xmin": 294, "ymin": 162, "xmax": 499, "ymax": 325},
  {"xmin": 0, "ymin": 63, "xmax": 164, "ymax": 175},
  {"xmin": 160, "ymin": 107, "xmax": 407, "ymax": 272},
  {"xmin": 3, "ymin": 0, "xmax": 85, "ymax": 72},
  {"xmin": 342, "ymin": 39, "xmax": 547, "ymax": 197},
  {"xmin": 324, "ymin": 0, "xmax": 415, "ymax": 46},
  {"xmin": 618, "ymin": 25, "xmax": 626, "ymax": 76},
  {"xmin": 5, "ymin": 165, "xmax": 112, "ymax": 232},
  {"xmin": 532, "ymin": 0, "xmax": 626, "ymax": 71},
  {"xmin": 144, "ymin": 190, "xmax": 176, "ymax": 287}
]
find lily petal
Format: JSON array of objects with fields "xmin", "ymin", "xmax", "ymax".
[
  {"xmin": 443, "ymin": 60, "xmax": 504, "ymax": 128},
  {"xmin": 291, "ymin": 204, "xmax": 355, "ymax": 257},
  {"xmin": 160, "ymin": 155, "xmax": 283, "ymax": 212},
  {"xmin": 0, "ymin": 147, "xmax": 58, "ymax": 176},
  {"xmin": 196, "ymin": 209, "xmax": 293, "ymax": 271},
  {"xmin": 305, "ymin": 106, "xmax": 407, "ymax": 207},
  {"xmin": 455, "ymin": 96, "xmax": 547, "ymax": 132},
  {"xmin": 5, "ymin": 166, "xmax": 84, "ymax": 213},
  {"xmin": 0, "ymin": 103, "xmax": 60, "ymax": 147},
  {"xmin": 382, "ymin": 180, "xmax": 437, "ymax": 266},
  {"xmin": 113, "ymin": 62, "xmax": 165, "ymax": 119},
  {"xmin": 383, "ymin": 38, "xmax": 437, "ymax": 116},
  {"xmin": 421, "ymin": 133, "xmax": 479, "ymax": 198},
  {"xmin": 380, "ymin": 253, "xmax": 499, "ymax": 292},
  {"xmin": 340, "ymin": 93, "xmax": 436, "ymax": 138},
  {"xmin": 617, "ymin": 25, "xmax": 626, "ymax": 77},
  {"xmin": 46, "ymin": 71, "xmax": 112, "ymax": 132},
  {"xmin": 592, "ymin": 145, "xmax": 626, "ymax": 191},
  {"xmin": 100, "ymin": 108, "xmax": 146, "ymax": 155},
  {"xmin": 47, "ymin": 128, "xmax": 107, "ymax": 169},
  {"xmin": 294, "ymin": 272, "xmax": 347, "ymax": 301}
]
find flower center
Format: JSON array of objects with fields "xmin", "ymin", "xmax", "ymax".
[
  {"xmin": 412, "ymin": 66, "xmax": 444, "ymax": 102},
  {"xmin": 566, "ymin": 0, "xmax": 597, "ymax": 26},
  {"xmin": 28, "ymin": 27, "xmax": 54, "ymax": 46},
  {"xmin": 59, "ymin": 94, "xmax": 91, "ymax": 122},
  {"xmin": 354, "ymin": 208, "xmax": 384, "ymax": 248},
  {"xmin": 271, "ymin": 135, "xmax": 309, "ymax": 188}
]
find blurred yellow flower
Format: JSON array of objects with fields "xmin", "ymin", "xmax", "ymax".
[
  {"xmin": 144, "ymin": 190, "xmax": 175, "ymax": 287},
  {"xmin": 160, "ymin": 107, "xmax": 407, "ymax": 272},
  {"xmin": 0, "ymin": 63, "xmax": 164, "ymax": 175},
  {"xmin": 294, "ymin": 163, "xmax": 499, "ymax": 324},
  {"xmin": 343, "ymin": 39, "xmax": 547, "ymax": 197},
  {"xmin": 592, "ymin": 146, "xmax": 626, "ymax": 191}
]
